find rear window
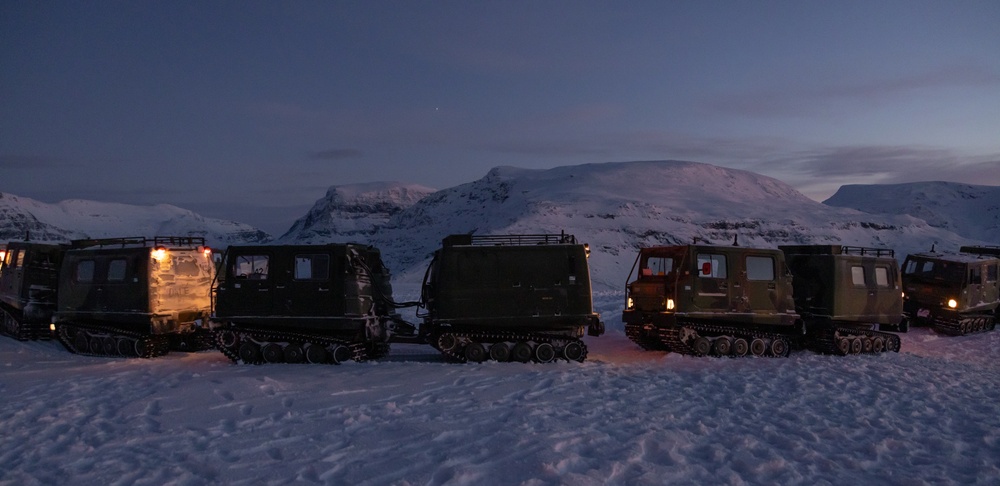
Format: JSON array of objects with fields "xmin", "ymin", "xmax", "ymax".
[
  {"xmin": 875, "ymin": 267, "xmax": 890, "ymax": 287},
  {"xmin": 746, "ymin": 256, "xmax": 775, "ymax": 281},
  {"xmin": 851, "ymin": 266, "xmax": 866, "ymax": 286},
  {"xmin": 75, "ymin": 260, "xmax": 95, "ymax": 283},
  {"xmin": 107, "ymin": 259, "xmax": 128, "ymax": 282},
  {"xmin": 294, "ymin": 254, "xmax": 331, "ymax": 280}
]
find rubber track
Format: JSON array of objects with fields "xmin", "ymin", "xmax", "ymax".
[
  {"xmin": 433, "ymin": 329, "xmax": 588, "ymax": 363},
  {"xmin": 656, "ymin": 320, "xmax": 793, "ymax": 358},
  {"xmin": 808, "ymin": 326, "xmax": 901, "ymax": 355},
  {"xmin": 1, "ymin": 308, "xmax": 47, "ymax": 341},
  {"xmin": 931, "ymin": 315, "xmax": 996, "ymax": 336},
  {"xmin": 56, "ymin": 323, "xmax": 171, "ymax": 359},
  {"xmin": 212, "ymin": 327, "xmax": 390, "ymax": 365},
  {"xmin": 624, "ymin": 322, "xmax": 669, "ymax": 351}
]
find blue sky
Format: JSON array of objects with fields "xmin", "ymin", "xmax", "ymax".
[{"xmin": 2, "ymin": 0, "xmax": 998, "ymax": 235}]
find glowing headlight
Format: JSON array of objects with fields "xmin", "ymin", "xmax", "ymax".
[
  {"xmin": 666, "ymin": 298, "xmax": 675, "ymax": 310},
  {"xmin": 627, "ymin": 297, "xmax": 634, "ymax": 309},
  {"xmin": 151, "ymin": 247, "xmax": 167, "ymax": 261},
  {"xmin": 947, "ymin": 299, "xmax": 958, "ymax": 309},
  {"xmin": 49, "ymin": 323, "xmax": 56, "ymax": 332}
]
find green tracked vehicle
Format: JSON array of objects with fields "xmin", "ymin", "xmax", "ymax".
[
  {"xmin": 623, "ymin": 243, "xmax": 801, "ymax": 358},
  {"xmin": 53, "ymin": 237, "xmax": 216, "ymax": 358},
  {"xmin": 902, "ymin": 246, "xmax": 1000, "ymax": 335},
  {"xmin": 0, "ymin": 241, "xmax": 68, "ymax": 340},
  {"xmin": 411, "ymin": 233, "xmax": 604, "ymax": 363},
  {"xmin": 210, "ymin": 243, "xmax": 408, "ymax": 364},
  {"xmin": 780, "ymin": 245, "xmax": 904, "ymax": 355}
]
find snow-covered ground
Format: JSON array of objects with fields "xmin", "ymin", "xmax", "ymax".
[{"xmin": 2, "ymin": 295, "xmax": 999, "ymax": 486}]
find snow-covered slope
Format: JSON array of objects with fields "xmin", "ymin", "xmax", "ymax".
[
  {"xmin": 824, "ymin": 182, "xmax": 1000, "ymax": 243},
  {"xmin": 289, "ymin": 161, "xmax": 981, "ymax": 292},
  {"xmin": 0, "ymin": 193, "xmax": 271, "ymax": 247},
  {"xmin": 277, "ymin": 182, "xmax": 435, "ymax": 242}
]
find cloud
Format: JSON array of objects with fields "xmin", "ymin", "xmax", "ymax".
[
  {"xmin": 310, "ymin": 149, "xmax": 364, "ymax": 161},
  {"xmin": 707, "ymin": 63, "xmax": 1000, "ymax": 118},
  {"xmin": 0, "ymin": 154, "xmax": 64, "ymax": 169}
]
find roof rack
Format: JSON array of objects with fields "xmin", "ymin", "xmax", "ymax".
[
  {"xmin": 443, "ymin": 232, "xmax": 577, "ymax": 247},
  {"xmin": 70, "ymin": 236, "xmax": 206, "ymax": 249},
  {"xmin": 780, "ymin": 244, "xmax": 894, "ymax": 257},
  {"xmin": 960, "ymin": 246, "xmax": 1000, "ymax": 257}
]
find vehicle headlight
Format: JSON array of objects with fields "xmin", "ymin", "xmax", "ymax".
[
  {"xmin": 665, "ymin": 298, "xmax": 675, "ymax": 310},
  {"xmin": 627, "ymin": 297, "xmax": 634, "ymax": 309},
  {"xmin": 947, "ymin": 299, "xmax": 958, "ymax": 309}
]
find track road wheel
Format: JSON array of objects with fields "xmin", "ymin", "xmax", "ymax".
[
  {"xmin": 562, "ymin": 341, "xmax": 585, "ymax": 362},
  {"xmin": 90, "ymin": 337, "xmax": 105, "ymax": 355},
  {"xmin": 489, "ymin": 342, "xmax": 510, "ymax": 362},
  {"xmin": 770, "ymin": 338, "xmax": 788, "ymax": 357},
  {"xmin": 284, "ymin": 344, "xmax": 304, "ymax": 363},
  {"xmin": 305, "ymin": 344, "xmax": 328, "ymax": 364},
  {"xmin": 262, "ymin": 343, "xmax": 284, "ymax": 363},
  {"xmin": 733, "ymin": 338, "xmax": 749, "ymax": 357},
  {"xmin": 238, "ymin": 342, "xmax": 261, "ymax": 363},
  {"xmin": 693, "ymin": 337, "xmax": 712, "ymax": 356},
  {"xmin": 219, "ymin": 330, "xmax": 238, "ymax": 348},
  {"xmin": 103, "ymin": 337, "xmax": 118, "ymax": 356},
  {"xmin": 437, "ymin": 334, "xmax": 458, "ymax": 353},
  {"xmin": 464, "ymin": 342, "xmax": 487, "ymax": 363},
  {"xmin": 887, "ymin": 335, "xmax": 901, "ymax": 353},
  {"xmin": 750, "ymin": 338, "xmax": 766, "ymax": 357},
  {"xmin": 512, "ymin": 342, "xmax": 533, "ymax": 363},
  {"xmin": 713, "ymin": 337, "xmax": 732, "ymax": 356},
  {"xmin": 850, "ymin": 338, "xmax": 863, "ymax": 355},
  {"xmin": 862, "ymin": 337, "xmax": 874, "ymax": 353},
  {"xmin": 117, "ymin": 337, "xmax": 136, "ymax": 357},
  {"xmin": 873, "ymin": 337, "xmax": 885, "ymax": 353},
  {"xmin": 837, "ymin": 337, "xmax": 850, "ymax": 355},
  {"xmin": 331, "ymin": 345, "xmax": 351, "ymax": 364},
  {"xmin": 534, "ymin": 342, "xmax": 555, "ymax": 363}
]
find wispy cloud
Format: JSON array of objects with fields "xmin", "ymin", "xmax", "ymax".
[{"xmin": 707, "ymin": 63, "xmax": 1000, "ymax": 118}]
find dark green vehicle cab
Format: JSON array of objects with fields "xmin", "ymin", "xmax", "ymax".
[
  {"xmin": 623, "ymin": 244, "xmax": 800, "ymax": 357},
  {"xmin": 211, "ymin": 243, "xmax": 404, "ymax": 364},
  {"xmin": 0, "ymin": 241, "xmax": 68, "ymax": 340},
  {"xmin": 902, "ymin": 246, "xmax": 1000, "ymax": 335},
  {"xmin": 417, "ymin": 233, "xmax": 603, "ymax": 363}
]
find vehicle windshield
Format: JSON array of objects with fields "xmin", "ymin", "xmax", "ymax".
[
  {"xmin": 638, "ymin": 248, "xmax": 686, "ymax": 278},
  {"xmin": 903, "ymin": 258, "xmax": 966, "ymax": 284}
]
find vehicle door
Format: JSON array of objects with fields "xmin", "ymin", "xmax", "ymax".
[
  {"xmin": 218, "ymin": 251, "xmax": 273, "ymax": 317},
  {"xmin": 692, "ymin": 251, "xmax": 731, "ymax": 314},
  {"xmin": 283, "ymin": 251, "xmax": 337, "ymax": 318},
  {"xmin": 743, "ymin": 253, "xmax": 779, "ymax": 315}
]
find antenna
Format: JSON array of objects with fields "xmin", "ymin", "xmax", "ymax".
[
  {"xmin": 930, "ymin": 243, "xmax": 936, "ymax": 252},
  {"xmin": 732, "ymin": 234, "xmax": 739, "ymax": 247}
]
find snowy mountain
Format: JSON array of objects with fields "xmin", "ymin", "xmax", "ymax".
[
  {"xmin": 0, "ymin": 192, "xmax": 271, "ymax": 247},
  {"xmin": 824, "ymin": 182, "xmax": 1000, "ymax": 243},
  {"xmin": 287, "ymin": 161, "xmax": 982, "ymax": 292},
  {"xmin": 278, "ymin": 182, "xmax": 436, "ymax": 242}
]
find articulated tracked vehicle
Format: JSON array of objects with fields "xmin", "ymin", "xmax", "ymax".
[
  {"xmin": 53, "ymin": 237, "xmax": 216, "ymax": 358},
  {"xmin": 412, "ymin": 233, "xmax": 604, "ymax": 363},
  {"xmin": 780, "ymin": 245, "xmax": 904, "ymax": 355},
  {"xmin": 210, "ymin": 244, "xmax": 407, "ymax": 364},
  {"xmin": 623, "ymin": 243, "xmax": 801, "ymax": 357},
  {"xmin": 0, "ymin": 241, "xmax": 67, "ymax": 340},
  {"xmin": 902, "ymin": 246, "xmax": 1000, "ymax": 335}
]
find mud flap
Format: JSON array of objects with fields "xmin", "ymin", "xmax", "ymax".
[{"xmin": 588, "ymin": 317, "xmax": 605, "ymax": 337}]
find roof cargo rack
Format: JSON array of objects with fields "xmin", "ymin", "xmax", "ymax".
[
  {"xmin": 780, "ymin": 245, "xmax": 894, "ymax": 257},
  {"xmin": 70, "ymin": 236, "xmax": 207, "ymax": 249},
  {"xmin": 443, "ymin": 232, "xmax": 577, "ymax": 247},
  {"xmin": 960, "ymin": 246, "xmax": 1000, "ymax": 257}
]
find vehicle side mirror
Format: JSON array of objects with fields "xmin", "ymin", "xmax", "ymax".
[{"xmin": 701, "ymin": 262, "xmax": 712, "ymax": 276}]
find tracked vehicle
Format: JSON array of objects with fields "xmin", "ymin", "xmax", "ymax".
[
  {"xmin": 411, "ymin": 233, "xmax": 604, "ymax": 363},
  {"xmin": 210, "ymin": 244, "xmax": 406, "ymax": 364},
  {"xmin": 53, "ymin": 237, "xmax": 216, "ymax": 358},
  {"xmin": 0, "ymin": 241, "xmax": 67, "ymax": 340},
  {"xmin": 780, "ymin": 245, "xmax": 904, "ymax": 355},
  {"xmin": 902, "ymin": 246, "xmax": 1000, "ymax": 335},
  {"xmin": 623, "ymin": 243, "xmax": 800, "ymax": 357}
]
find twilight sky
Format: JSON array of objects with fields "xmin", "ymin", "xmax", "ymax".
[{"xmin": 2, "ymin": 1, "xmax": 999, "ymax": 235}]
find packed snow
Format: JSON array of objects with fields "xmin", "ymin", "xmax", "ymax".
[{"xmin": 2, "ymin": 293, "xmax": 999, "ymax": 485}]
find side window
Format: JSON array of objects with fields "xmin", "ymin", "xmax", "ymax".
[
  {"xmin": 76, "ymin": 260, "xmax": 95, "ymax": 283},
  {"xmin": 921, "ymin": 261, "xmax": 934, "ymax": 273},
  {"xmin": 874, "ymin": 267, "xmax": 890, "ymax": 287},
  {"xmin": 294, "ymin": 254, "xmax": 330, "ymax": 280},
  {"xmin": 969, "ymin": 267, "xmax": 982, "ymax": 285},
  {"xmin": 4, "ymin": 249, "xmax": 16, "ymax": 267},
  {"xmin": 697, "ymin": 253, "xmax": 727, "ymax": 278},
  {"xmin": 643, "ymin": 257, "xmax": 673, "ymax": 276},
  {"xmin": 746, "ymin": 256, "xmax": 775, "ymax": 281},
  {"xmin": 903, "ymin": 260, "xmax": 916, "ymax": 274},
  {"xmin": 107, "ymin": 259, "xmax": 128, "ymax": 282},
  {"xmin": 233, "ymin": 255, "xmax": 269, "ymax": 280},
  {"xmin": 851, "ymin": 266, "xmax": 866, "ymax": 286},
  {"xmin": 15, "ymin": 250, "xmax": 25, "ymax": 269},
  {"xmin": 987, "ymin": 265, "xmax": 998, "ymax": 283}
]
